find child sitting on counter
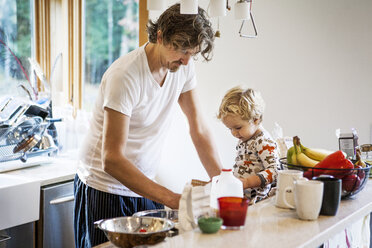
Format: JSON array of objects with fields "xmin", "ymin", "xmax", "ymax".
[{"xmin": 217, "ymin": 86, "xmax": 280, "ymax": 204}]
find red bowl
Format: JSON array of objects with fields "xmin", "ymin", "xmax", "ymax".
[{"xmin": 279, "ymin": 158, "xmax": 371, "ymax": 199}]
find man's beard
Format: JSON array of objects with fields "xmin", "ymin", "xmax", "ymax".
[{"xmin": 169, "ymin": 61, "xmax": 182, "ymax": 72}]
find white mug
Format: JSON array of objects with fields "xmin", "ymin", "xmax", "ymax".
[
  {"xmin": 286, "ymin": 180, "xmax": 324, "ymax": 220},
  {"xmin": 275, "ymin": 170, "xmax": 304, "ymax": 209}
]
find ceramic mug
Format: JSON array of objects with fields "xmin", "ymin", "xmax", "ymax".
[
  {"xmin": 313, "ymin": 175, "xmax": 341, "ymax": 216},
  {"xmin": 275, "ymin": 170, "xmax": 304, "ymax": 209},
  {"xmin": 286, "ymin": 180, "xmax": 324, "ymax": 220}
]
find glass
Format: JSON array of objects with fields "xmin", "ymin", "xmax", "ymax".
[
  {"xmin": 0, "ymin": 0, "xmax": 34, "ymax": 97},
  {"xmin": 218, "ymin": 197, "xmax": 249, "ymax": 230},
  {"xmin": 83, "ymin": 0, "xmax": 139, "ymax": 111}
]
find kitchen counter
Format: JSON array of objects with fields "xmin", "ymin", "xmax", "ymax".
[
  {"xmin": 96, "ymin": 181, "xmax": 372, "ymax": 248},
  {"xmin": 3, "ymin": 154, "xmax": 78, "ymax": 185},
  {"xmin": 0, "ymin": 154, "xmax": 78, "ymax": 231}
]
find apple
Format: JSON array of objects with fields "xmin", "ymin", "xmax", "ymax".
[
  {"xmin": 342, "ymin": 174, "xmax": 361, "ymax": 192},
  {"xmin": 355, "ymin": 166, "xmax": 366, "ymax": 181}
]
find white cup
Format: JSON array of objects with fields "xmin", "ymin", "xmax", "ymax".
[
  {"xmin": 288, "ymin": 180, "xmax": 324, "ymax": 220},
  {"xmin": 275, "ymin": 170, "xmax": 304, "ymax": 209}
]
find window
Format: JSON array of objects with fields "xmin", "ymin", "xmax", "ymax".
[
  {"xmin": 0, "ymin": 0, "xmax": 148, "ymax": 111},
  {"xmin": 83, "ymin": 0, "xmax": 139, "ymax": 111},
  {"xmin": 0, "ymin": 0, "xmax": 34, "ymax": 98}
]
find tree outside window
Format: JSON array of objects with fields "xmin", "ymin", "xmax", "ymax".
[
  {"xmin": 0, "ymin": 0, "xmax": 34, "ymax": 98},
  {"xmin": 84, "ymin": 0, "xmax": 139, "ymax": 111}
]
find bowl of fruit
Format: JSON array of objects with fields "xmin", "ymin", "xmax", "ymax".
[{"xmin": 280, "ymin": 136, "xmax": 371, "ymax": 199}]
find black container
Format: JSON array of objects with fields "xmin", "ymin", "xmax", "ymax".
[{"xmin": 312, "ymin": 175, "xmax": 341, "ymax": 216}]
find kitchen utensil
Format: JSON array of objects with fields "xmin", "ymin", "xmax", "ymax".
[
  {"xmin": 39, "ymin": 134, "xmax": 57, "ymax": 150},
  {"xmin": 0, "ymin": 105, "xmax": 28, "ymax": 139},
  {"xmin": 313, "ymin": 175, "xmax": 341, "ymax": 216},
  {"xmin": 133, "ymin": 209, "xmax": 179, "ymax": 236},
  {"xmin": 94, "ymin": 216, "xmax": 174, "ymax": 248},
  {"xmin": 13, "ymin": 134, "xmax": 41, "ymax": 154},
  {"xmin": 275, "ymin": 170, "xmax": 304, "ymax": 209},
  {"xmin": 280, "ymin": 158, "xmax": 371, "ymax": 199},
  {"xmin": 217, "ymin": 197, "xmax": 249, "ymax": 230},
  {"xmin": 6, "ymin": 116, "xmax": 43, "ymax": 144},
  {"xmin": 197, "ymin": 217, "xmax": 223, "ymax": 234}
]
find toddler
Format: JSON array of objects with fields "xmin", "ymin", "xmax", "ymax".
[{"xmin": 217, "ymin": 86, "xmax": 280, "ymax": 204}]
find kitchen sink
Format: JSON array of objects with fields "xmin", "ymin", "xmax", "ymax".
[{"xmin": 0, "ymin": 174, "xmax": 40, "ymax": 230}]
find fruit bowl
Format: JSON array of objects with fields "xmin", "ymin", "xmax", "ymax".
[{"xmin": 279, "ymin": 158, "xmax": 371, "ymax": 199}]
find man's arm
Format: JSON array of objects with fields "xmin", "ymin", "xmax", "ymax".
[
  {"xmin": 178, "ymin": 89, "xmax": 222, "ymax": 178},
  {"xmin": 101, "ymin": 107, "xmax": 181, "ymax": 209}
]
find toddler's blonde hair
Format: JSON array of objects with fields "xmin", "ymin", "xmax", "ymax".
[{"xmin": 217, "ymin": 86, "xmax": 265, "ymax": 123}]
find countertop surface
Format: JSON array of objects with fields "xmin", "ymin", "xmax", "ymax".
[
  {"xmin": 2, "ymin": 153, "xmax": 78, "ymax": 186},
  {"xmin": 0, "ymin": 153, "xmax": 78, "ymax": 230},
  {"xmin": 4, "ymin": 156, "xmax": 371, "ymax": 248},
  {"xmin": 96, "ymin": 181, "xmax": 372, "ymax": 248}
]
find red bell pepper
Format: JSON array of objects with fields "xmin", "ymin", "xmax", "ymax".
[{"xmin": 310, "ymin": 150, "xmax": 354, "ymax": 178}]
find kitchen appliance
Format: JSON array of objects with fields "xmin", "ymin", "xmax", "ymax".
[
  {"xmin": 0, "ymin": 223, "xmax": 34, "ymax": 248},
  {"xmin": 36, "ymin": 180, "xmax": 75, "ymax": 248}
]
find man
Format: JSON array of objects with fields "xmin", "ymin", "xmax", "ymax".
[{"xmin": 74, "ymin": 3, "xmax": 222, "ymax": 247}]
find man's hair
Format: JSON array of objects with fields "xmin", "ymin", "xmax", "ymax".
[
  {"xmin": 146, "ymin": 3, "xmax": 215, "ymax": 61},
  {"xmin": 217, "ymin": 86, "xmax": 266, "ymax": 123}
]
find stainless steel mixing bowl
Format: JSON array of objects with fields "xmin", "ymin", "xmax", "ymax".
[
  {"xmin": 133, "ymin": 209, "xmax": 179, "ymax": 237},
  {"xmin": 94, "ymin": 216, "xmax": 174, "ymax": 248},
  {"xmin": 133, "ymin": 209, "xmax": 178, "ymax": 225}
]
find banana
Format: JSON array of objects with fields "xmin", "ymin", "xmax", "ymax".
[
  {"xmin": 300, "ymin": 145, "xmax": 334, "ymax": 162},
  {"xmin": 293, "ymin": 136, "xmax": 319, "ymax": 168},
  {"xmin": 296, "ymin": 153, "xmax": 319, "ymax": 168}
]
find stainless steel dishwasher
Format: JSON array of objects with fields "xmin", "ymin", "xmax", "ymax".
[
  {"xmin": 0, "ymin": 223, "xmax": 34, "ymax": 248},
  {"xmin": 37, "ymin": 180, "xmax": 75, "ymax": 248}
]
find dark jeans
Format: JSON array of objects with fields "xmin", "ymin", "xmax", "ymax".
[{"xmin": 73, "ymin": 174, "xmax": 163, "ymax": 248}]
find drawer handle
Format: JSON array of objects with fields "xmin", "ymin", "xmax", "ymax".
[
  {"xmin": 0, "ymin": 235, "xmax": 11, "ymax": 243},
  {"xmin": 50, "ymin": 195, "xmax": 74, "ymax": 205}
]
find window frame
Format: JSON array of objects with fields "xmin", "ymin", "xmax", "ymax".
[{"xmin": 34, "ymin": 0, "xmax": 148, "ymax": 112}]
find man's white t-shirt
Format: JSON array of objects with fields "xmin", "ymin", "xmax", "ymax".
[{"xmin": 77, "ymin": 44, "xmax": 197, "ymax": 197}]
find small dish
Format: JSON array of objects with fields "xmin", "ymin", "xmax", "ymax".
[{"xmin": 197, "ymin": 217, "xmax": 223, "ymax": 234}]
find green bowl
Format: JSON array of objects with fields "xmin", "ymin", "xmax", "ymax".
[{"xmin": 197, "ymin": 217, "xmax": 223, "ymax": 234}]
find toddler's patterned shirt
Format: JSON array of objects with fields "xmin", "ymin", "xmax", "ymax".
[{"xmin": 233, "ymin": 129, "xmax": 280, "ymax": 204}]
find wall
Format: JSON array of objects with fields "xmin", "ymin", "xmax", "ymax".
[{"xmin": 155, "ymin": 0, "xmax": 372, "ymax": 193}]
